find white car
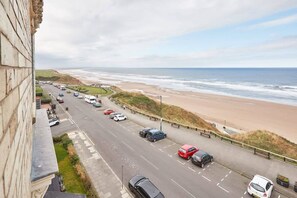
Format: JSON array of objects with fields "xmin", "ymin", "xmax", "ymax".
[
  {"xmin": 49, "ymin": 118, "xmax": 60, "ymax": 127},
  {"xmin": 247, "ymin": 175, "xmax": 273, "ymax": 198},
  {"xmin": 113, "ymin": 114, "xmax": 127, "ymax": 122}
]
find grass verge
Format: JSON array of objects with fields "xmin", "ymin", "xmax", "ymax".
[
  {"xmin": 68, "ymin": 85, "xmax": 112, "ymax": 96},
  {"xmin": 54, "ymin": 134, "xmax": 97, "ymax": 197}
]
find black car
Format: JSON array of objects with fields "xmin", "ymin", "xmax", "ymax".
[
  {"xmin": 146, "ymin": 129, "xmax": 166, "ymax": 142},
  {"xmin": 129, "ymin": 175, "xmax": 164, "ymax": 198},
  {"xmin": 139, "ymin": 127, "xmax": 155, "ymax": 138},
  {"xmin": 191, "ymin": 150, "xmax": 213, "ymax": 168}
]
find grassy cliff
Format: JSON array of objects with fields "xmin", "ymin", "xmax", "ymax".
[
  {"xmin": 36, "ymin": 69, "xmax": 83, "ymax": 85},
  {"xmin": 111, "ymin": 92, "xmax": 216, "ymax": 131}
]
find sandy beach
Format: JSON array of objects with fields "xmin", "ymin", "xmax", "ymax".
[{"xmin": 63, "ymin": 72, "xmax": 297, "ymax": 144}]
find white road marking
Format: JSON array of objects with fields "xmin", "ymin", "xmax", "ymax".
[
  {"xmin": 59, "ymin": 118, "xmax": 68, "ymax": 122},
  {"xmin": 158, "ymin": 148, "xmax": 164, "ymax": 153},
  {"xmin": 150, "ymin": 143, "xmax": 156, "ymax": 147},
  {"xmin": 202, "ymin": 175, "xmax": 211, "ymax": 182},
  {"xmin": 207, "ymin": 165, "xmax": 210, "ymax": 168},
  {"xmin": 229, "ymin": 170, "xmax": 232, "ymax": 174},
  {"xmin": 177, "ymin": 160, "xmax": 186, "ymax": 165},
  {"xmin": 84, "ymin": 140, "xmax": 91, "ymax": 147},
  {"xmin": 225, "ymin": 174, "xmax": 228, "ymax": 178},
  {"xmin": 140, "ymin": 155, "xmax": 159, "ymax": 170},
  {"xmin": 218, "ymin": 185, "xmax": 229, "ymax": 193},
  {"xmin": 168, "ymin": 154, "xmax": 173, "ymax": 158},
  {"xmin": 171, "ymin": 179, "xmax": 196, "ymax": 198},
  {"xmin": 244, "ymin": 191, "xmax": 247, "ymax": 195},
  {"xmin": 278, "ymin": 195, "xmax": 280, "ymax": 198},
  {"xmin": 198, "ymin": 172, "xmax": 201, "ymax": 175},
  {"xmin": 122, "ymin": 141, "xmax": 135, "ymax": 151},
  {"xmin": 188, "ymin": 167, "xmax": 196, "ymax": 172},
  {"xmin": 110, "ymin": 132, "xmax": 118, "ymax": 138},
  {"xmin": 203, "ymin": 168, "xmax": 206, "ymax": 171},
  {"xmin": 211, "ymin": 162, "xmax": 214, "ymax": 164},
  {"xmin": 221, "ymin": 178, "xmax": 224, "ymax": 182},
  {"xmin": 69, "ymin": 119, "xmax": 74, "ymax": 124},
  {"xmin": 217, "ymin": 183, "xmax": 219, "ymax": 186}
]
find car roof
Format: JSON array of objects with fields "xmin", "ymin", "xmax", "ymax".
[
  {"xmin": 129, "ymin": 175, "xmax": 146, "ymax": 187},
  {"xmin": 181, "ymin": 144, "xmax": 194, "ymax": 150},
  {"xmin": 137, "ymin": 179, "xmax": 161, "ymax": 198},
  {"xmin": 148, "ymin": 129, "xmax": 161, "ymax": 133},
  {"xmin": 193, "ymin": 150, "xmax": 207, "ymax": 157},
  {"xmin": 252, "ymin": 175, "xmax": 272, "ymax": 188}
]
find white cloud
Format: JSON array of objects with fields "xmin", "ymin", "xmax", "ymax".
[
  {"xmin": 35, "ymin": 0, "xmax": 297, "ymax": 68},
  {"xmin": 249, "ymin": 14, "xmax": 297, "ymax": 29}
]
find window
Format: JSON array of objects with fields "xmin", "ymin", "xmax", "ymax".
[
  {"xmin": 251, "ymin": 183, "xmax": 265, "ymax": 193},
  {"xmin": 266, "ymin": 182, "xmax": 272, "ymax": 190}
]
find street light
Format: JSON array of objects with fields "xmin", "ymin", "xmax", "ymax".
[{"xmin": 160, "ymin": 95, "xmax": 163, "ymax": 131}]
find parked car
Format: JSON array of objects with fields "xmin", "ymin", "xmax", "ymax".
[
  {"xmin": 247, "ymin": 175, "xmax": 273, "ymax": 198},
  {"xmin": 58, "ymin": 93, "xmax": 64, "ymax": 97},
  {"xmin": 104, "ymin": 109, "xmax": 115, "ymax": 115},
  {"xmin": 139, "ymin": 127, "xmax": 156, "ymax": 138},
  {"xmin": 129, "ymin": 175, "xmax": 164, "ymax": 198},
  {"xmin": 191, "ymin": 150, "xmax": 213, "ymax": 168},
  {"xmin": 93, "ymin": 102, "xmax": 102, "ymax": 108},
  {"xmin": 178, "ymin": 144, "xmax": 198, "ymax": 159},
  {"xmin": 113, "ymin": 114, "xmax": 127, "ymax": 121},
  {"xmin": 77, "ymin": 95, "xmax": 83, "ymax": 99},
  {"xmin": 49, "ymin": 117, "xmax": 60, "ymax": 127},
  {"xmin": 109, "ymin": 112, "xmax": 122, "ymax": 119},
  {"xmin": 73, "ymin": 92, "xmax": 79, "ymax": 97},
  {"xmin": 146, "ymin": 129, "xmax": 166, "ymax": 142}
]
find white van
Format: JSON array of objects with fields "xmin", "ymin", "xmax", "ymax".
[{"xmin": 85, "ymin": 95, "xmax": 97, "ymax": 104}]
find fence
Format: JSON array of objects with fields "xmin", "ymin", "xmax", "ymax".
[{"xmin": 111, "ymin": 98, "xmax": 297, "ymax": 165}]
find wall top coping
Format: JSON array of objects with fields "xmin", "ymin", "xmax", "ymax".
[{"xmin": 31, "ymin": 109, "xmax": 58, "ymax": 182}]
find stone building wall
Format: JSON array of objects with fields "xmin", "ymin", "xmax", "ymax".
[{"xmin": 0, "ymin": 0, "xmax": 43, "ymax": 197}]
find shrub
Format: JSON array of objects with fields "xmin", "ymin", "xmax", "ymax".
[
  {"xmin": 70, "ymin": 154, "xmax": 80, "ymax": 165},
  {"xmin": 36, "ymin": 92, "xmax": 43, "ymax": 96},
  {"xmin": 41, "ymin": 98, "xmax": 52, "ymax": 104},
  {"xmin": 53, "ymin": 136, "xmax": 62, "ymax": 143},
  {"xmin": 62, "ymin": 139, "xmax": 72, "ymax": 149}
]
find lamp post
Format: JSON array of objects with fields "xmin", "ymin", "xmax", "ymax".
[{"xmin": 160, "ymin": 95, "xmax": 163, "ymax": 131}]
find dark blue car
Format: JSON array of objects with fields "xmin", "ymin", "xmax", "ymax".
[{"xmin": 146, "ymin": 129, "xmax": 166, "ymax": 142}]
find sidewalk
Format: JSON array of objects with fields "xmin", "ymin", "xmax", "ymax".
[
  {"xmin": 103, "ymin": 97, "xmax": 297, "ymax": 197},
  {"xmin": 68, "ymin": 130, "xmax": 132, "ymax": 198}
]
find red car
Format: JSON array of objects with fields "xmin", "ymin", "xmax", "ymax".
[
  {"xmin": 178, "ymin": 144, "xmax": 198, "ymax": 159},
  {"xmin": 104, "ymin": 109, "xmax": 114, "ymax": 115}
]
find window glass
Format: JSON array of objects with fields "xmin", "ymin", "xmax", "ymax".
[{"xmin": 251, "ymin": 183, "xmax": 265, "ymax": 192}]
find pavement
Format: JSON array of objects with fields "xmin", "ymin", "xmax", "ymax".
[{"xmin": 44, "ymin": 84, "xmax": 297, "ymax": 198}]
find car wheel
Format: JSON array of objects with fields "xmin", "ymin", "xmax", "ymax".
[{"xmin": 187, "ymin": 156, "xmax": 190, "ymax": 160}]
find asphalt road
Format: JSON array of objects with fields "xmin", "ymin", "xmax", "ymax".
[{"xmin": 44, "ymin": 84, "xmax": 290, "ymax": 198}]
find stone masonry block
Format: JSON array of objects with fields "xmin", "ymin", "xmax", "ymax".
[
  {"xmin": 0, "ymin": 179, "xmax": 4, "ymax": 198},
  {"xmin": 0, "ymin": 130, "xmax": 10, "ymax": 179},
  {"xmin": 0, "ymin": 105, "xmax": 3, "ymax": 140},
  {"xmin": 2, "ymin": 88, "xmax": 19, "ymax": 131},
  {"xmin": 0, "ymin": 68, "xmax": 5, "ymax": 101},
  {"xmin": 6, "ymin": 68, "xmax": 17, "ymax": 93},
  {"xmin": 4, "ymin": 128, "xmax": 17, "ymax": 197},
  {"xmin": 0, "ymin": 34, "xmax": 19, "ymax": 67}
]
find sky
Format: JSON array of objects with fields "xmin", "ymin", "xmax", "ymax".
[{"xmin": 35, "ymin": 0, "xmax": 297, "ymax": 68}]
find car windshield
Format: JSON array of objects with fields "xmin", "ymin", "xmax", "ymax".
[{"xmin": 251, "ymin": 182, "xmax": 265, "ymax": 193}]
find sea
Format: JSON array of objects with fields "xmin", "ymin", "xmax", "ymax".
[{"xmin": 61, "ymin": 68, "xmax": 297, "ymax": 106}]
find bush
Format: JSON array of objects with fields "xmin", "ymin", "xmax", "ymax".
[
  {"xmin": 53, "ymin": 136, "xmax": 62, "ymax": 143},
  {"xmin": 36, "ymin": 92, "xmax": 43, "ymax": 96},
  {"xmin": 62, "ymin": 139, "xmax": 73, "ymax": 149},
  {"xmin": 41, "ymin": 98, "xmax": 52, "ymax": 104},
  {"xmin": 70, "ymin": 154, "xmax": 80, "ymax": 165}
]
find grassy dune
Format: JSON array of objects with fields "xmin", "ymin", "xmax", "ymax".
[
  {"xmin": 233, "ymin": 130, "xmax": 297, "ymax": 159},
  {"xmin": 112, "ymin": 91, "xmax": 297, "ymax": 160},
  {"xmin": 111, "ymin": 92, "xmax": 217, "ymax": 131},
  {"xmin": 36, "ymin": 69, "xmax": 83, "ymax": 85}
]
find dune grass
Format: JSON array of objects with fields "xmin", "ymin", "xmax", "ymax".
[
  {"xmin": 233, "ymin": 130, "xmax": 297, "ymax": 160},
  {"xmin": 111, "ymin": 92, "xmax": 216, "ymax": 131}
]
